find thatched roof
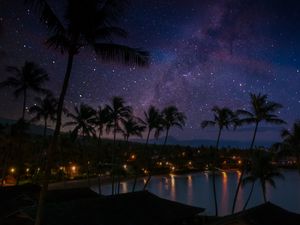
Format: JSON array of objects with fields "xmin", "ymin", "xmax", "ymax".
[
  {"xmin": 212, "ymin": 202, "xmax": 300, "ymax": 225},
  {"xmin": 27, "ymin": 191, "xmax": 204, "ymax": 225}
]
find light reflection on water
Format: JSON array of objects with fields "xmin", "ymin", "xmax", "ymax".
[{"xmin": 92, "ymin": 170, "xmax": 300, "ymax": 216}]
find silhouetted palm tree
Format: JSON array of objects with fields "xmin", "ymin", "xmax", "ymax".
[
  {"xmin": 65, "ymin": 104, "xmax": 96, "ymax": 139},
  {"xmin": 92, "ymin": 106, "xmax": 110, "ymax": 145},
  {"xmin": 122, "ymin": 117, "xmax": 145, "ymax": 143},
  {"xmin": 242, "ymin": 151, "xmax": 283, "ymax": 208},
  {"xmin": 161, "ymin": 106, "xmax": 186, "ymax": 146},
  {"xmin": 26, "ymin": 1, "xmax": 149, "ymax": 223},
  {"xmin": 143, "ymin": 106, "xmax": 163, "ymax": 145},
  {"xmin": 65, "ymin": 103, "xmax": 96, "ymax": 185},
  {"xmin": 281, "ymin": 121, "xmax": 300, "ymax": 169},
  {"xmin": 232, "ymin": 93, "xmax": 285, "ymax": 214},
  {"xmin": 0, "ymin": 61, "xmax": 49, "ymax": 120},
  {"xmin": 29, "ymin": 93, "xmax": 57, "ymax": 137},
  {"xmin": 106, "ymin": 96, "xmax": 132, "ymax": 194},
  {"xmin": 201, "ymin": 106, "xmax": 237, "ymax": 216}
]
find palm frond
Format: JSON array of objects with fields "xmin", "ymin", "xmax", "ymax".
[{"xmin": 94, "ymin": 43, "xmax": 149, "ymax": 67}]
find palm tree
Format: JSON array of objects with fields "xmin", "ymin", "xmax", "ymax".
[
  {"xmin": 161, "ymin": 106, "xmax": 186, "ymax": 146},
  {"xmin": 29, "ymin": 93, "xmax": 57, "ymax": 137},
  {"xmin": 122, "ymin": 117, "xmax": 145, "ymax": 143},
  {"xmin": 142, "ymin": 105, "xmax": 163, "ymax": 190},
  {"xmin": 201, "ymin": 106, "xmax": 237, "ymax": 216},
  {"xmin": 143, "ymin": 106, "xmax": 163, "ymax": 145},
  {"xmin": 92, "ymin": 106, "xmax": 110, "ymax": 145},
  {"xmin": 281, "ymin": 121, "xmax": 300, "ymax": 170},
  {"xmin": 65, "ymin": 103, "xmax": 96, "ymax": 138},
  {"xmin": 106, "ymin": 96, "xmax": 132, "ymax": 194},
  {"xmin": 64, "ymin": 103, "xmax": 96, "ymax": 185},
  {"xmin": 242, "ymin": 151, "xmax": 283, "ymax": 208},
  {"xmin": 231, "ymin": 93, "xmax": 285, "ymax": 214},
  {"xmin": 0, "ymin": 61, "xmax": 49, "ymax": 120},
  {"xmin": 26, "ymin": 1, "xmax": 149, "ymax": 223}
]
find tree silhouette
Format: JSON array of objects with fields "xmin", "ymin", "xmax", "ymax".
[
  {"xmin": 106, "ymin": 96, "xmax": 132, "ymax": 194},
  {"xmin": 161, "ymin": 106, "xmax": 186, "ymax": 146},
  {"xmin": 242, "ymin": 151, "xmax": 283, "ymax": 208},
  {"xmin": 280, "ymin": 121, "xmax": 300, "ymax": 171},
  {"xmin": 29, "ymin": 93, "xmax": 57, "ymax": 137},
  {"xmin": 201, "ymin": 106, "xmax": 237, "ymax": 216},
  {"xmin": 232, "ymin": 93, "xmax": 285, "ymax": 214},
  {"xmin": 92, "ymin": 106, "xmax": 110, "ymax": 145},
  {"xmin": 122, "ymin": 117, "xmax": 145, "ymax": 143},
  {"xmin": 143, "ymin": 106, "xmax": 163, "ymax": 145},
  {"xmin": 64, "ymin": 103, "xmax": 96, "ymax": 185},
  {"xmin": 26, "ymin": 1, "xmax": 149, "ymax": 223},
  {"xmin": 0, "ymin": 61, "xmax": 49, "ymax": 120}
]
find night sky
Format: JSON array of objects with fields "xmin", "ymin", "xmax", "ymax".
[{"xmin": 0, "ymin": 0, "xmax": 300, "ymax": 144}]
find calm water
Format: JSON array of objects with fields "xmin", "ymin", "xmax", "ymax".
[{"xmin": 92, "ymin": 170, "xmax": 300, "ymax": 216}]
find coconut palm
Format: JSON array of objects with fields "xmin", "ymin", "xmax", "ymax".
[
  {"xmin": 29, "ymin": 93, "xmax": 57, "ymax": 137},
  {"xmin": 231, "ymin": 93, "xmax": 285, "ymax": 214},
  {"xmin": 201, "ymin": 106, "xmax": 237, "ymax": 216},
  {"xmin": 106, "ymin": 96, "xmax": 132, "ymax": 194},
  {"xmin": 142, "ymin": 106, "xmax": 163, "ymax": 190},
  {"xmin": 161, "ymin": 106, "xmax": 186, "ymax": 146},
  {"xmin": 201, "ymin": 106, "xmax": 237, "ymax": 149},
  {"xmin": 64, "ymin": 103, "xmax": 96, "ymax": 185},
  {"xmin": 64, "ymin": 104, "xmax": 96, "ymax": 139},
  {"xmin": 280, "ymin": 121, "xmax": 300, "ymax": 169},
  {"xmin": 92, "ymin": 106, "xmax": 111, "ymax": 145},
  {"xmin": 143, "ymin": 106, "xmax": 163, "ymax": 145},
  {"xmin": 26, "ymin": 1, "xmax": 149, "ymax": 223},
  {"xmin": 0, "ymin": 61, "xmax": 49, "ymax": 120},
  {"xmin": 122, "ymin": 117, "xmax": 145, "ymax": 143},
  {"xmin": 242, "ymin": 151, "xmax": 284, "ymax": 208}
]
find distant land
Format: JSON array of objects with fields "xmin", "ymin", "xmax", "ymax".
[
  {"xmin": 133, "ymin": 136, "xmax": 273, "ymax": 148},
  {"xmin": 0, "ymin": 117, "xmax": 273, "ymax": 148},
  {"xmin": 0, "ymin": 117, "xmax": 54, "ymax": 136}
]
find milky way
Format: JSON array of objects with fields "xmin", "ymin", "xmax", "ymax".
[{"xmin": 0, "ymin": 0, "xmax": 300, "ymax": 143}]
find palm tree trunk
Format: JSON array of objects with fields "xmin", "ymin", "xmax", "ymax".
[
  {"xmin": 261, "ymin": 182, "xmax": 267, "ymax": 203},
  {"xmin": 212, "ymin": 127, "xmax": 221, "ymax": 216},
  {"xmin": 43, "ymin": 119, "xmax": 47, "ymax": 137},
  {"xmin": 35, "ymin": 52, "xmax": 75, "ymax": 225},
  {"xmin": 163, "ymin": 128, "xmax": 169, "ymax": 146},
  {"xmin": 212, "ymin": 167, "xmax": 218, "ymax": 216},
  {"xmin": 231, "ymin": 169, "xmax": 244, "ymax": 214},
  {"xmin": 132, "ymin": 173, "xmax": 138, "ymax": 192},
  {"xmin": 111, "ymin": 127, "xmax": 117, "ymax": 195},
  {"xmin": 145, "ymin": 129, "xmax": 151, "ymax": 145},
  {"xmin": 231, "ymin": 122, "xmax": 259, "ymax": 214},
  {"xmin": 250, "ymin": 122, "xmax": 259, "ymax": 151},
  {"xmin": 243, "ymin": 181, "xmax": 255, "ymax": 210},
  {"xmin": 216, "ymin": 127, "xmax": 222, "ymax": 149},
  {"xmin": 22, "ymin": 89, "xmax": 27, "ymax": 120}
]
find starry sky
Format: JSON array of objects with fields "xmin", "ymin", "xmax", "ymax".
[{"xmin": 0, "ymin": 0, "xmax": 300, "ymax": 144}]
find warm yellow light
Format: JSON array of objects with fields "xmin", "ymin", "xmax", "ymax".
[
  {"xmin": 26, "ymin": 168, "xmax": 30, "ymax": 172},
  {"xmin": 166, "ymin": 161, "xmax": 169, "ymax": 165},
  {"xmin": 59, "ymin": 166, "xmax": 64, "ymax": 170},
  {"xmin": 131, "ymin": 154, "xmax": 136, "ymax": 160},
  {"xmin": 123, "ymin": 164, "xmax": 127, "ymax": 169},
  {"xmin": 10, "ymin": 168, "xmax": 15, "ymax": 173},
  {"xmin": 171, "ymin": 166, "xmax": 175, "ymax": 171},
  {"xmin": 188, "ymin": 161, "xmax": 192, "ymax": 165},
  {"xmin": 238, "ymin": 160, "xmax": 242, "ymax": 164},
  {"xmin": 182, "ymin": 152, "xmax": 186, "ymax": 156},
  {"xmin": 223, "ymin": 160, "xmax": 227, "ymax": 164},
  {"xmin": 71, "ymin": 166, "xmax": 76, "ymax": 172},
  {"xmin": 232, "ymin": 156, "xmax": 236, "ymax": 159}
]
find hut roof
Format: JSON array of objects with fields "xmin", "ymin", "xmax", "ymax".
[
  {"xmin": 27, "ymin": 190, "xmax": 204, "ymax": 225},
  {"xmin": 212, "ymin": 202, "xmax": 300, "ymax": 225}
]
